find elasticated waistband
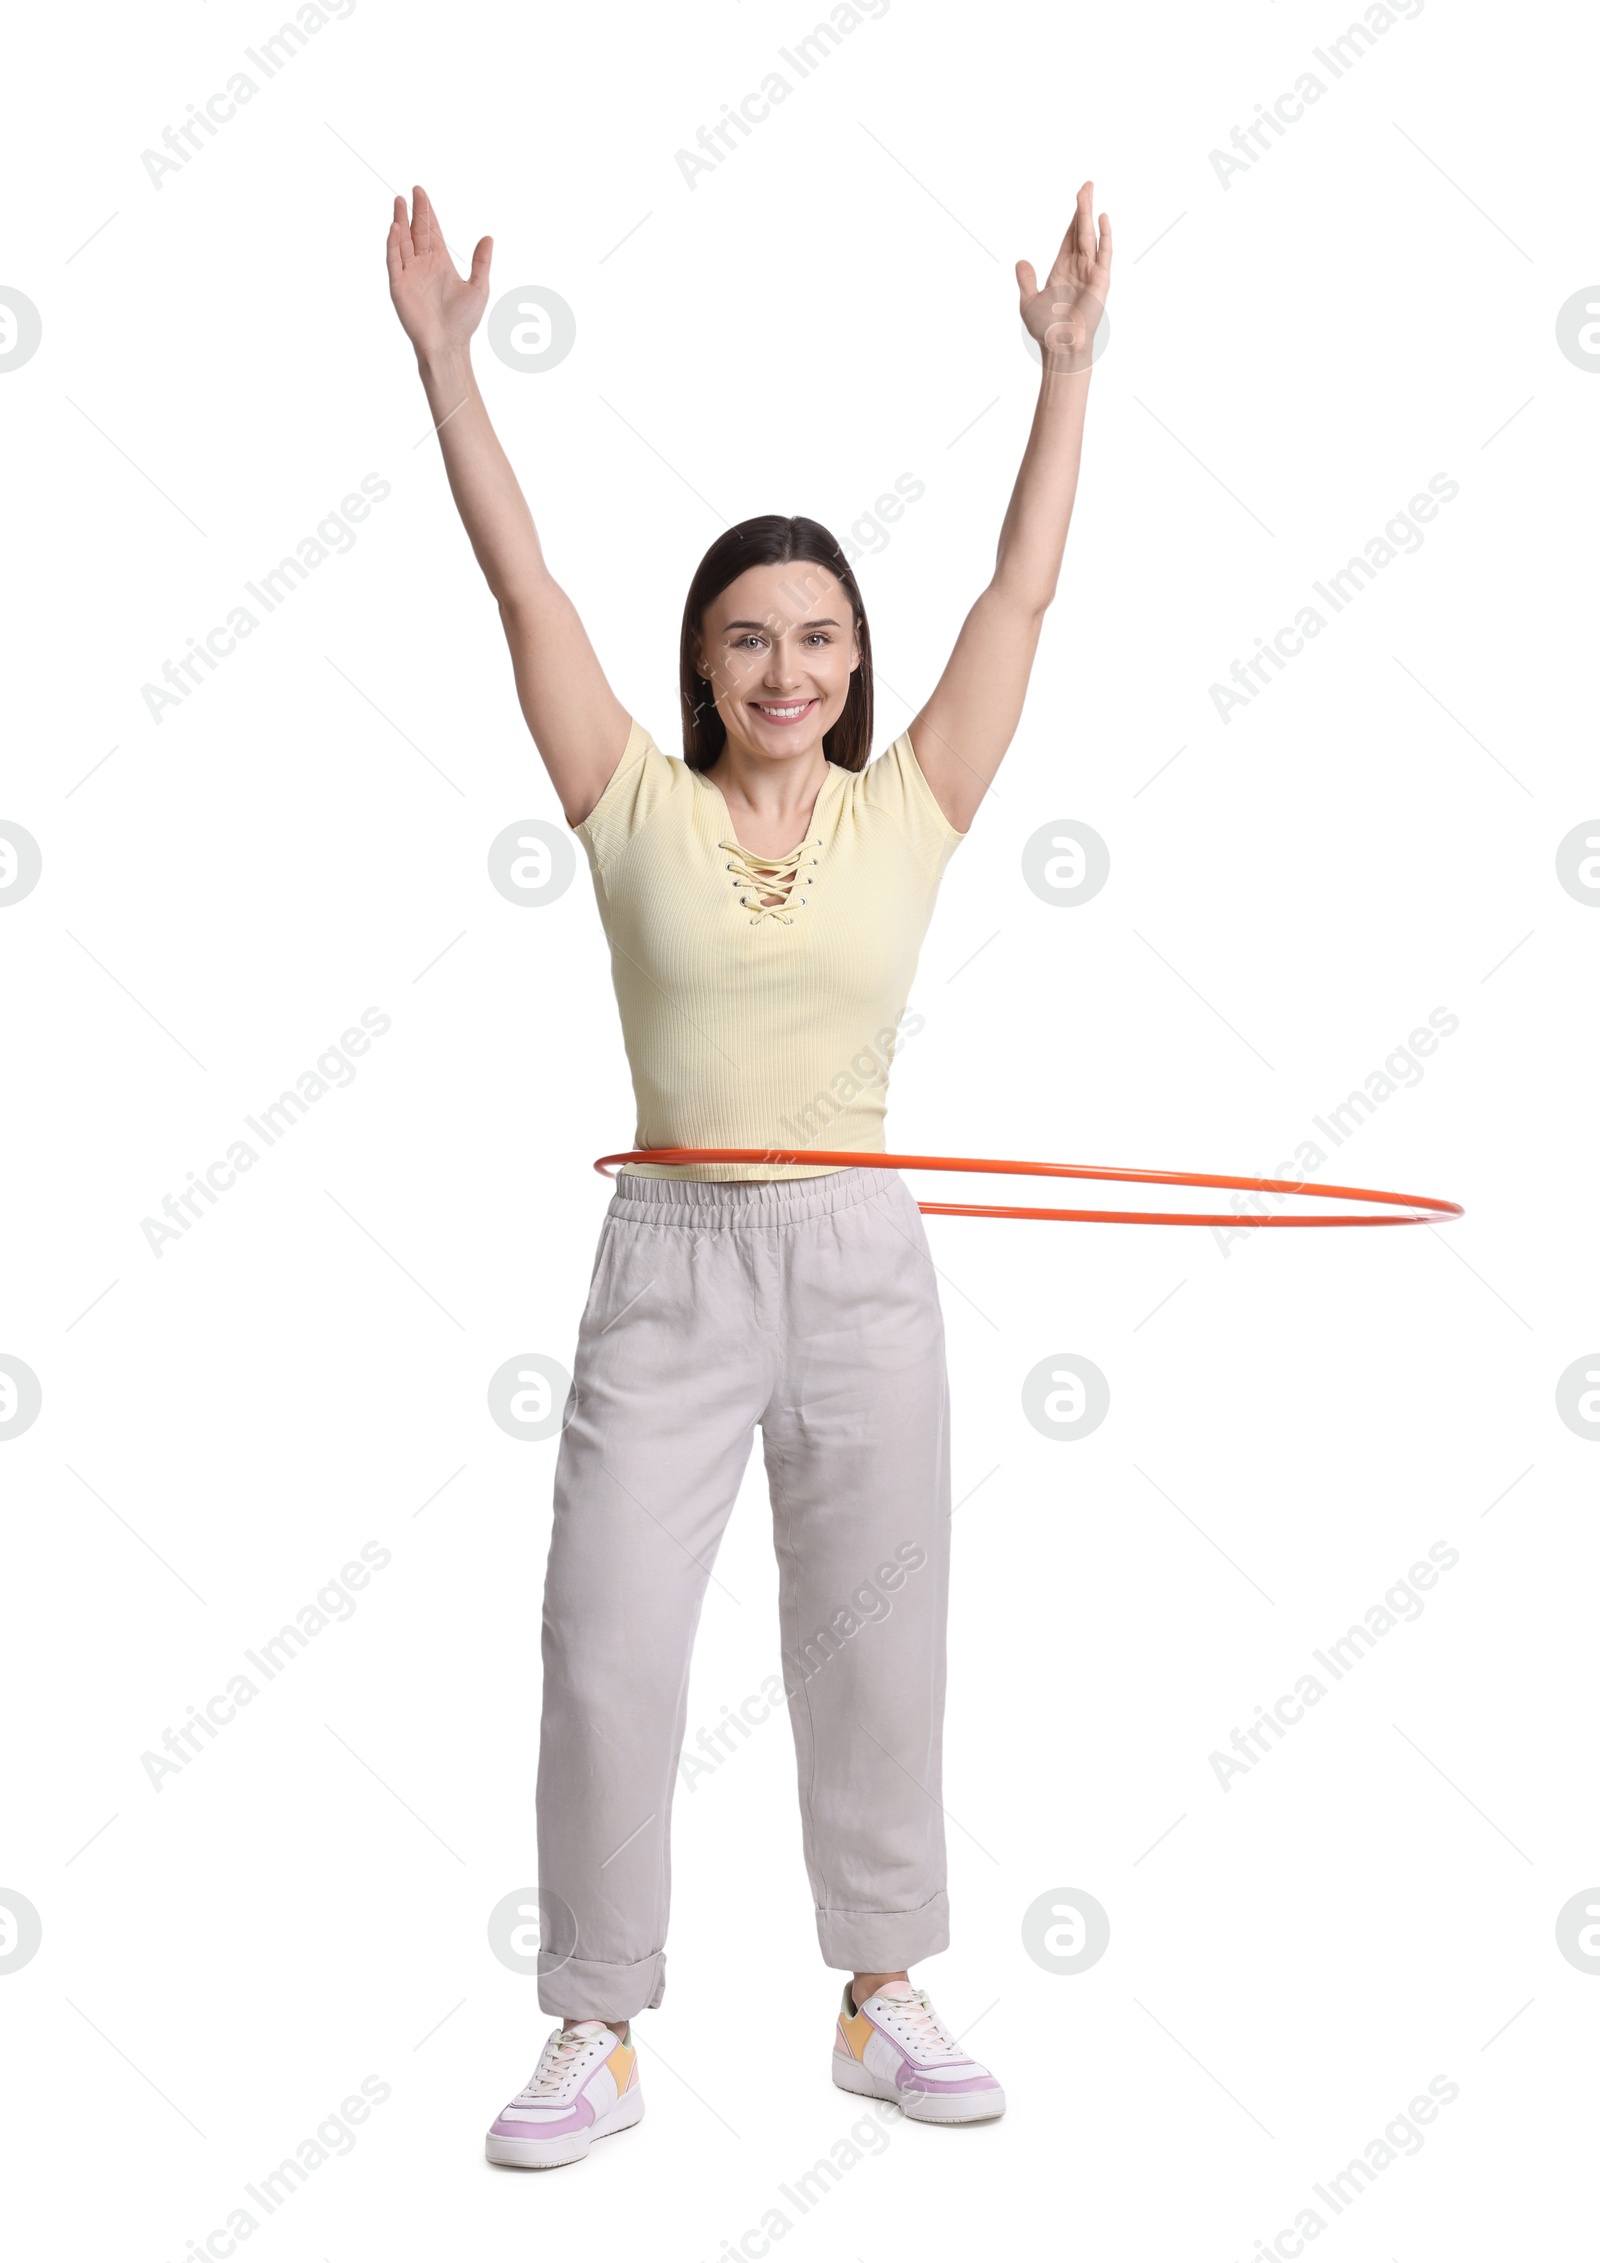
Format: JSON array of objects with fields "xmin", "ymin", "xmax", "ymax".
[{"xmin": 606, "ymin": 1165, "xmax": 904, "ymax": 1229}]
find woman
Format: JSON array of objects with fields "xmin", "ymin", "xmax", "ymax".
[{"xmin": 386, "ymin": 178, "xmax": 1111, "ymax": 2170}]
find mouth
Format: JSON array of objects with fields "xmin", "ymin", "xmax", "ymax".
[{"xmin": 748, "ymin": 698, "xmax": 819, "ymax": 726}]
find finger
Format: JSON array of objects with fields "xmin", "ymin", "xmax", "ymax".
[
  {"xmin": 1074, "ymin": 180, "xmax": 1094, "ymax": 261},
  {"xmin": 1016, "ymin": 258, "xmax": 1038, "ymax": 299},
  {"xmin": 469, "ymin": 234, "xmax": 494, "ymax": 290},
  {"xmin": 391, "ymin": 194, "xmax": 413, "ymax": 265},
  {"xmin": 1049, "ymin": 187, "xmax": 1090, "ymax": 280},
  {"xmin": 385, "ymin": 225, "xmax": 405, "ymax": 287},
  {"xmin": 413, "ymin": 183, "xmax": 436, "ymax": 256},
  {"xmin": 1097, "ymin": 209, "xmax": 1112, "ymax": 272}
]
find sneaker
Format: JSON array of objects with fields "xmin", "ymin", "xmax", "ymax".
[
  {"xmin": 485, "ymin": 2019, "xmax": 644, "ymax": 2169},
  {"xmin": 831, "ymin": 1979, "xmax": 1005, "ymax": 2123}
]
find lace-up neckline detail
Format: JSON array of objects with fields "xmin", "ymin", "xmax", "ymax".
[{"xmin": 719, "ymin": 832, "xmax": 822, "ymax": 925}]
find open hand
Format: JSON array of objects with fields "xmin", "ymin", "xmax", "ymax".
[
  {"xmin": 1016, "ymin": 182, "xmax": 1112, "ymax": 370},
  {"xmin": 386, "ymin": 185, "xmax": 492, "ymax": 365}
]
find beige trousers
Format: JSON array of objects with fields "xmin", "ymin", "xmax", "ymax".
[{"xmin": 535, "ymin": 1166, "xmax": 953, "ymax": 2019}]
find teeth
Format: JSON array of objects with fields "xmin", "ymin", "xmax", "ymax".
[{"xmin": 757, "ymin": 702, "xmax": 810, "ymax": 717}]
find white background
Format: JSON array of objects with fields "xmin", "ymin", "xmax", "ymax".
[{"xmin": 3, "ymin": 0, "xmax": 1597, "ymax": 2254}]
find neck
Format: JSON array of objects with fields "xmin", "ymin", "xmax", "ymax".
[{"xmin": 709, "ymin": 738, "xmax": 831, "ymax": 830}]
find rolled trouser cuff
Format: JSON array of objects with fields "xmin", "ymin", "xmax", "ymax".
[
  {"xmin": 815, "ymin": 1891, "xmax": 950, "ymax": 1974},
  {"xmin": 537, "ymin": 1947, "xmax": 665, "ymax": 2021}
]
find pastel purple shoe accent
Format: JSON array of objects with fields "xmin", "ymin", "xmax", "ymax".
[
  {"xmin": 492, "ymin": 2093, "xmax": 596, "ymax": 2139},
  {"xmin": 877, "ymin": 2029, "xmax": 990, "ymax": 2087},
  {"xmin": 897, "ymin": 2067, "xmax": 1001, "ymax": 2095}
]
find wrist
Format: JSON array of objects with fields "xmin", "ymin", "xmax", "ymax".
[
  {"xmin": 417, "ymin": 340, "xmax": 474, "ymax": 388},
  {"xmin": 1039, "ymin": 345, "xmax": 1094, "ymax": 384}
]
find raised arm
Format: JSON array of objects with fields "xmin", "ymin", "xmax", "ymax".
[
  {"xmin": 386, "ymin": 186, "xmax": 630, "ymax": 827},
  {"xmin": 908, "ymin": 182, "xmax": 1112, "ymax": 835}
]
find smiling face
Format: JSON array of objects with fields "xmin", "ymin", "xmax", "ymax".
[{"xmin": 693, "ymin": 560, "xmax": 860, "ymax": 766}]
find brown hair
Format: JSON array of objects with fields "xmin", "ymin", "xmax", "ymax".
[{"xmin": 679, "ymin": 515, "xmax": 873, "ymax": 773}]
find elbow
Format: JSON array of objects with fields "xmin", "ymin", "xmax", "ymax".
[
  {"xmin": 990, "ymin": 576, "xmax": 1054, "ymax": 622},
  {"xmin": 496, "ymin": 577, "xmax": 560, "ymax": 628}
]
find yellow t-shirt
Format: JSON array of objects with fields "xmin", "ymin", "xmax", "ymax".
[{"xmin": 571, "ymin": 718, "xmax": 967, "ymax": 1179}]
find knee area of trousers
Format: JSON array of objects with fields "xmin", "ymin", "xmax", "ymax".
[{"xmin": 550, "ymin": 1640, "xmax": 673, "ymax": 1717}]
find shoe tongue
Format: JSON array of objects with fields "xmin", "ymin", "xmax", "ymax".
[
  {"xmin": 565, "ymin": 2020, "xmax": 612, "ymax": 2039},
  {"xmin": 874, "ymin": 1981, "xmax": 919, "ymax": 2002}
]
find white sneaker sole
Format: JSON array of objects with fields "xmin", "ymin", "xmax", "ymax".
[
  {"xmin": 832, "ymin": 2052, "xmax": 1005, "ymax": 2124},
  {"xmin": 485, "ymin": 2083, "xmax": 644, "ymax": 2169}
]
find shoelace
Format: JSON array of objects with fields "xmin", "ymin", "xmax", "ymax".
[
  {"xmin": 720, "ymin": 837, "xmax": 820, "ymax": 925},
  {"xmin": 516, "ymin": 2024, "xmax": 609, "ymax": 2099},
  {"xmin": 876, "ymin": 1989, "xmax": 967, "ymax": 2062}
]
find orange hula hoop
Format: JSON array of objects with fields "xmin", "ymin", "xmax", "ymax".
[{"xmin": 591, "ymin": 1150, "xmax": 1465, "ymax": 1229}]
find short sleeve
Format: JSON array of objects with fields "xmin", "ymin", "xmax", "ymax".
[
  {"xmin": 571, "ymin": 718, "xmax": 679, "ymax": 877},
  {"xmin": 858, "ymin": 731, "xmax": 969, "ymax": 870}
]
